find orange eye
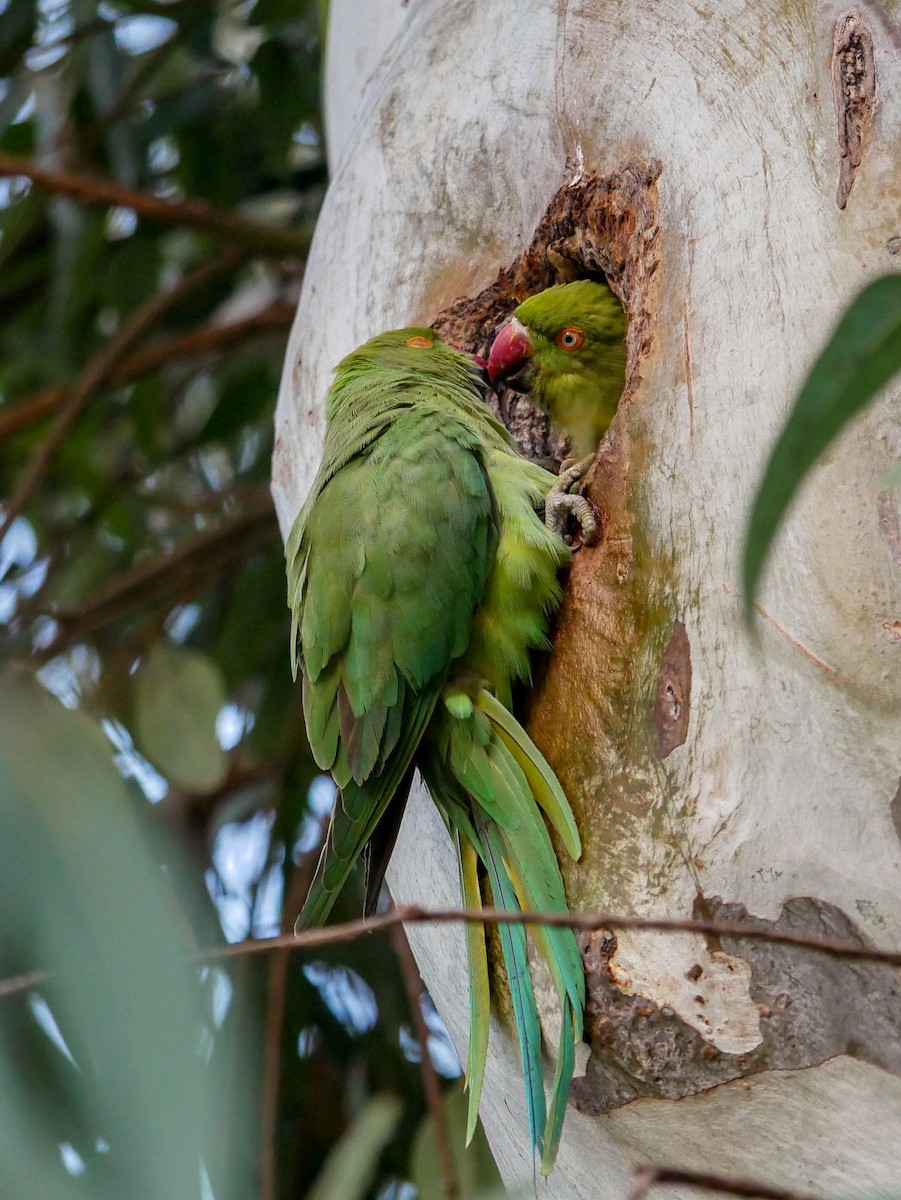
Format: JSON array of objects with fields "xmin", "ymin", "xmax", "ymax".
[
  {"xmin": 406, "ymin": 335, "xmax": 433, "ymax": 348},
  {"xmin": 556, "ymin": 327, "xmax": 585, "ymax": 351}
]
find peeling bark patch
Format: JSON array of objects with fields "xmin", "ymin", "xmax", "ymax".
[
  {"xmin": 432, "ymin": 160, "xmax": 661, "ymax": 464},
  {"xmin": 877, "ymin": 491, "xmax": 901, "ymax": 568},
  {"xmin": 833, "ymin": 11, "xmax": 876, "ymax": 210},
  {"xmin": 891, "ymin": 778, "xmax": 901, "ymax": 847},
  {"xmin": 653, "ymin": 620, "xmax": 691, "ymax": 757},
  {"xmin": 572, "ymin": 896, "xmax": 901, "ymax": 1115}
]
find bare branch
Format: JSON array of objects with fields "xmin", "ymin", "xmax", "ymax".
[
  {"xmin": 6, "ymin": 901, "xmax": 899, "ymax": 1004},
  {"xmin": 0, "ymin": 389, "xmax": 65, "ymax": 439},
  {"xmin": 0, "ymin": 251, "xmax": 243, "ymax": 542},
  {"xmin": 0, "ymin": 154, "xmax": 311, "ymax": 258},
  {"xmin": 202, "ymin": 903, "xmax": 901, "ymax": 968},
  {"xmin": 0, "ymin": 970, "xmax": 48, "ymax": 1000},
  {"xmin": 0, "ymin": 301, "xmax": 296, "ymax": 440},
  {"xmin": 392, "ymin": 920, "xmax": 458, "ymax": 1199},
  {"xmin": 259, "ymin": 830, "xmax": 327, "ymax": 1200},
  {"xmin": 629, "ymin": 1165, "xmax": 822, "ymax": 1200},
  {"xmin": 38, "ymin": 491, "xmax": 278, "ymax": 655}
]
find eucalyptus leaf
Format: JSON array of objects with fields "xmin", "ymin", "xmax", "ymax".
[
  {"xmin": 306, "ymin": 1095, "xmax": 402, "ymax": 1200},
  {"xmin": 410, "ymin": 1082, "xmax": 505, "ymax": 1200},
  {"xmin": 743, "ymin": 274, "xmax": 901, "ymax": 607},
  {"xmin": 133, "ymin": 643, "xmax": 228, "ymax": 793},
  {"xmin": 200, "ymin": 354, "xmax": 278, "ymax": 444},
  {"xmin": 0, "ymin": 670, "xmax": 232, "ymax": 1200}
]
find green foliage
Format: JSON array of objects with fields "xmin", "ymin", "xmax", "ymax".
[
  {"xmin": 411, "ymin": 1084, "xmax": 507, "ymax": 1200},
  {"xmin": 0, "ymin": 4, "xmax": 493, "ymax": 1198},
  {"xmin": 132, "ymin": 642, "xmax": 228, "ymax": 792},
  {"xmin": 0, "ymin": 670, "xmax": 246, "ymax": 1200},
  {"xmin": 306, "ymin": 1096, "xmax": 402, "ymax": 1200},
  {"xmin": 743, "ymin": 274, "xmax": 901, "ymax": 606}
]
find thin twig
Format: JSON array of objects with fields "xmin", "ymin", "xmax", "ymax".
[
  {"xmin": 202, "ymin": 904, "xmax": 901, "ymax": 968},
  {"xmin": 391, "ymin": 919, "xmax": 458, "ymax": 1199},
  {"xmin": 0, "ymin": 301, "xmax": 296, "ymax": 440},
  {"xmin": 38, "ymin": 493, "xmax": 278, "ymax": 655},
  {"xmin": 0, "ymin": 970, "xmax": 48, "ymax": 1000},
  {"xmin": 5, "ymin": 902, "xmax": 901, "ymax": 1004},
  {"xmin": 0, "ymin": 251, "xmax": 243, "ymax": 542},
  {"xmin": 259, "ymin": 831, "xmax": 326, "ymax": 1200},
  {"xmin": 629, "ymin": 1165, "xmax": 822, "ymax": 1200},
  {"xmin": 115, "ymin": 301, "xmax": 296, "ymax": 379},
  {"xmin": 0, "ymin": 154, "xmax": 310, "ymax": 258},
  {"xmin": 0, "ymin": 389, "xmax": 63, "ymax": 439}
]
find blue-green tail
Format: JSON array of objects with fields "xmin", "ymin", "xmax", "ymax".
[{"xmin": 423, "ymin": 686, "xmax": 585, "ymax": 1173}]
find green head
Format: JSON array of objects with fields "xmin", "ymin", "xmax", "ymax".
[
  {"xmin": 487, "ymin": 280, "xmax": 627, "ymax": 455},
  {"xmin": 334, "ymin": 326, "xmax": 475, "ymax": 381}
]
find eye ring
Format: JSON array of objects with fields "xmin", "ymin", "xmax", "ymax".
[
  {"xmin": 556, "ymin": 327, "xmax": 585, "ymax": 351},
  {"xmin": 406, "ymin": 335, "xmax": 433, "ymax": 348}
]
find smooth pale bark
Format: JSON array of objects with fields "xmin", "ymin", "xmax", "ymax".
[{"xmin": 273, "ymin": 2, "xmax": 901, "ymax": 1194}]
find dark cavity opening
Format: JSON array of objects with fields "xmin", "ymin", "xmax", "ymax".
[{"xmin": 432, "ymin": 158, "xmax": 661, "ymax": 469}]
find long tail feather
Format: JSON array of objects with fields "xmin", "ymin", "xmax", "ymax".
[
  {"xmin": 477, "ymin": 814, "xmax": 546, "ymax": 1162},
  {"xmin": 456, "ymin": 832, "xmax": 490, "ymax": 1146},
  {"xmin": 426, "ymin": 688, "xmax": 585, "ymax": 1169},
  {"xmin": 474, "ymin": 688, "xmax": 581, "ymax": 859},
  {"xmin": 541, "ymin": 998, "xmax": 576, "ymax": 1175}
]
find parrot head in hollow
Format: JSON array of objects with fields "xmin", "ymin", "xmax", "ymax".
[{"xmin": 487, "ymin": 279, "xmax": 627, "ymax": 457}]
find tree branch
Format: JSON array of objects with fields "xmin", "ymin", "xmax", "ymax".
[
  {"xmin": 391, "ymin": 920, "xmax": 458, "ymax": 1199},
  {"xmin": 201, "ymin": 903, "xmax": 901, "ymax": 968},
  {"xmin": 5, "ymin": 901, "xmax": 901, "ymax": 1003},
  {"xmin": 0, "ymin": 154, "xmax": 311, "ymax": 258},
  {"xmin": 629, "ymin": 1166, "xmax": 822, "ymax": 1200},
  {"xmin": 259, "ymin": 831, "xmax": 327, "ymax": 1200},
  {"xmin": 0, "ymin": 301, "xmax": 296, "ymax": 440},
  {"xmin": 38, "ymin": 491, "xmax": 278, "ymax": 655},
  {"xmin": 0, "ymin": 250, "xmax": 243, "ymax": 543}
]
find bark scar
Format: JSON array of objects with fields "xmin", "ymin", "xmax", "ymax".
[
  {"xmin": 682, "ymin": 298, "xmax": 694, "ymax": 443},
  {"xmin": 832, "ymin": 10, "xmax": 877, "ymax": 210},
  {"xmin": 653, "ymin": 620, "xmax": 692, "ymax": 757}
]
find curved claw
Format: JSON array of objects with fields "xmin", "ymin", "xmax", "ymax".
[{"xmin": 545, "ymin": 455, "xmax": 599, "ymax": 548}]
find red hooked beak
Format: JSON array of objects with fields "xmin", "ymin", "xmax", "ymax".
[{"xmin": 487, "ymin": 316, "xmax": 534, "ymax": 384}]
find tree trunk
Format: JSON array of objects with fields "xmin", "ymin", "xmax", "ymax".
[{"xmin": 272, "ymin": 2, "xmax": 901, "ymax": 1193}]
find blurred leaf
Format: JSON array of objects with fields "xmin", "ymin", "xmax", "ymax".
[
  {"xmin": 133, "ymin": 642, "xmax": 228, "ymax": 792},
  {"xmin": 0, "ymin": 115, "xmax": 34, "ymax": 154},
  {"xmin": 215, "ymin": 549, "xmax": 287, "ymax": 687},
  {"xmin": 102, "ymin": 232, "xmax": 163, "ymax": 317},
  {"xmin": 252, "ymin": 0, "xmax": 307, "ymax": 23},
  {"xmin": 129, "ymin": 374, "xmax": 168, "ymax": 459},
  {"xmin": 0, "ymin": 669, "xmax": 235, "ymax": 1200},
  {"xmin": 0, "ymin": 0, "xmax": 37, "ymax": 75},
  {"xmin": 200, "ymin": 353, "xmax": 277, "ymax": 444},
  {"xmin": 307, "ymin": 1095, "xmax": 402, "ymax": 1200},
  {"xmin": 743, "ymin": 274, "xmax": 901, "ymax": 607},
  {"xmin": 251, "ymin": 38, "xmax": 309, "ymax": 167},
  {"xmin": 410, "ymin": 1082, "xmax": 505, "ymax": 1200}
]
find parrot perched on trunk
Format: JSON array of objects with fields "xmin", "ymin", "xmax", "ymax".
[
  {"xmin": 287, "ymin": 326, "xmax": 590, "ymax": 1173},
  {"xmin": 487, "ymin": 278, "xmax": 627, "ymax": 458}
]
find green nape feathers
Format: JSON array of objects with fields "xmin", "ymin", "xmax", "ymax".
[
  {"xmin": 287, "ymin": 325, "xmax": 585, "ymax": 1173},
  {"xmin": 488, "ymin": 278, "xmax": 627, "ymax": 456}
]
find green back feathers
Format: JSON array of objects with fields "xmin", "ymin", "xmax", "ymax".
[
  {"xmin": 288, "ymin": 335, "xmax": 500, "ymax": 791},
  {"xmin": 288, "ymin": 324, "xmax": 587, "ymax": 1171}
]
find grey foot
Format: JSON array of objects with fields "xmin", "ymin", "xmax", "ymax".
[{"xmin": 545, "ymin": 455, "xmax": 598, "ymax": 548}]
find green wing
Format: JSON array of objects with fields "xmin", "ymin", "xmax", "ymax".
[{"xmin": 289, "ymin": 404, "xmax": 497, "ymax": 928}]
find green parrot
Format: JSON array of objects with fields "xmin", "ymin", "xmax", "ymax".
[
  {"xmin": 487, "ymin": 278, "xmax": 627, "ymax": 459},
  {"xmin": 287, "ymin": 325, "xmax": 591, "ymax": 1173}
]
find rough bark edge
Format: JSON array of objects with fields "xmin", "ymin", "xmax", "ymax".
[
  {"xmin": 832, "ymin": 10, "xmax": 877, "ymax": 210},
  {"xmin": 429, "ymin": 159, "xmax": 901, "ymax": 1117},
  {"xmin": 572, "ymin": 895, "xmax": 901, "ymax": 1115},
  {"xmin": 432, "ymin": 158, "xmax": 661, "ymax": 466}
]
